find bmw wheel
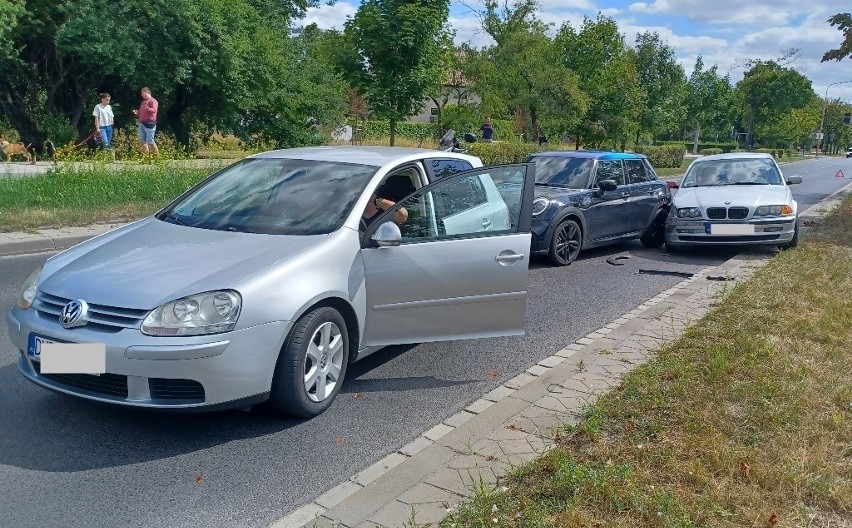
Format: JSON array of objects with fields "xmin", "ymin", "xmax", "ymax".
[
  {"xmin": 270, "ymin": 306, "xmax": 349, "ymax": 418},
  {"xmin": 548, "ymin": 219, "xmax": 582, "ymax": 266},
  {"xmin": 778, "ymin": 221, "xmax": 799, "ymax": 250}
]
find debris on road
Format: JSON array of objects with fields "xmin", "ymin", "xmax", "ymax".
[
  {"xmin": 606, "ymin": 255, "xmax": 631, "ymax": 266},
  {"xmin": 637, "ymin": 269, "xmax": 695, "ymax": 278}
]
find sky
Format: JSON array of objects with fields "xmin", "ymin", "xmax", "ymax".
[{"xmin": 300, "ymin": 0, "xmax": 852, "ymax": 102}]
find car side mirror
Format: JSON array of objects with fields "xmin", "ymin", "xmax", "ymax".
[
  {"xmin": 786, "ymin": 175, "xmax": 802, "ymax": 185},
  {"xmin": 597, "ymin": 179, "xmax": 618, "ymax": 193},
  {"xmin": 666, "ymin": 180, "xmax": 679, "ymax": 189},
  {"xmin": 371, "ymin": 221, "xmax": 402, "ymax": 247}
]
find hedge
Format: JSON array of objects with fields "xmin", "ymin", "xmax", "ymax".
[
  {"xmin": 699, "ymin": 148, "xmax": 723, "ymax": 155},
  {"xmin": 468, "ymin": 142, "xmax": 547, "ymax": 165},
  {"xmin": 633, "ymin": 144, "xmax": 685, "ymax": 168},
  {"xmin": 358, "ymin": 121, "xmax": 439, "ymax": 141},
  {"xmin": 753, "ymin": 148, "xmax": 785, "ymax": 159},
  {"xmin": 658, "ymin": 141, "xmax": 739, "ymax": 153}
]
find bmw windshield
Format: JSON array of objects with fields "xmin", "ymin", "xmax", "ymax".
[
  {"xmin": 158, "ymin": 158, "xmax": 378, "ymax": 235},
  {"xmin": 681, "ymin": 158, "xmax": 783, "ymax": 188},
  {"xmin": 529, "ymin": 156, "xmax": 593, "ymax": 189}
]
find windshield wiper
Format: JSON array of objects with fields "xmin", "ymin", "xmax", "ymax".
[
  {"xmin": 731, "ymin": 181, "xmax": 769, "ymax": 185},
  {"xmin": 163, "ymin": 212, "xmax": 188, "ymax": 226}
]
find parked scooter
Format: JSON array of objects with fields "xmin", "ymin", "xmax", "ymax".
[{"xmin": 437, "ymin": 129, "xmax": 478, "ymax": 154}]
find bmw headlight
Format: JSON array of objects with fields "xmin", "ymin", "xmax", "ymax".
[
  {"xmin": 676, "ymin": 207, "xmax": 702, "ymax": 219},
  {"xmin": 17, "ymin": 266, "xmax": 43, "ymax": 310},
  {"xmin": 532, "ymin": 197, "xmax": 551, "ymax": 216},
  {"xmin": 141, "ymin": 290, "xmax": 242, "ymax": 336},
  {"xmin": 755, "ymin": 205, "xmax": 793, "ymax": 216}
]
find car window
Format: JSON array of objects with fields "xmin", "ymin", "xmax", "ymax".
[
  {"xmin": 388, "ymin": 167, "xmax": 523, "ymax": 243},
  {"xmin": 681, "ymin": 158, "xmax": 783, "ymax": 188},
  {"xmin": 624, "ymin": 159, "xmax": 649, "ymax": 183},
  {"xmin": 429, "ymin": 159, "xmax": 473, "ymax": 179},
  {"xmin": 162, "ymin": 158, "xmax": 378, "ymax": 235},
  {"xmin": 594, "ymin": 160, "xmax": 625, "ymax": 186},
  {"xmin": 642, "ymin": 159, "xmax": 659, "ymax": 180},
  {"xmin": 528, "ymin": 155, "xmax": 593, "ymax": 189}
]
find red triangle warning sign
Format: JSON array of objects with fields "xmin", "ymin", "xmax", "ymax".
[{"xmin": 837, "ymin": 170, "xmax": 845, "ymax": 178}]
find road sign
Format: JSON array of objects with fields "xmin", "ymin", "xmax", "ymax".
[
  {"xmin": 813, "ymin": 132, "xmax": 824, "ymax": 140},
  {"xmin": 837, "ymin": 170, "xmax": 845, "ymax": 178}
]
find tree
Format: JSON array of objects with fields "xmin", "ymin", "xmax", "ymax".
[
  {"xmin": 463, "ymin": 3, "xmax": 588, "ymax": 142},
  {"xmin": 777, "ymin": 104, "xmax": 819, "ymax": 153},
  {"xmin": 685, "ymin": 56, "xmax": 734, "ymax": 153},
  {"xmin": 821, "ymin": 13, "xmax": 852, "ymax": 62},
  {"xmin": 632, "ymin": 31, "xmax": 687, "ymax": 144},
  {"xmin": 339, "ymin": 0, "xmax": 452, "ymax": 145},
  {"xmin": 736, "ymin": 61, "xmax": 816, "ymax": 149},
  {"xmin": 556, "ymin": 14, "xmax": 644, "ymax": 149}
]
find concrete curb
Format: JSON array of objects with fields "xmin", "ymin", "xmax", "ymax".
[
  {"xmin": 268, "ymin": 177, "xmax": 852, "ymax": 528},
  {"xmin": 0, "ymin": 223, "xmax": 131, "ymax": 258}
]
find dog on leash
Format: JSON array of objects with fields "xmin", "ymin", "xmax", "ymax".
[{"xmin": 0, "ymin": 138, "xmax": 37, "ymax": 164}]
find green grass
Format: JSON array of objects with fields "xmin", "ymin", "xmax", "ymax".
[
  {"xmin": 654, "ymin": 158, "xmax": 693, "ymax": 178},
  {"xmin": 0, "ymin": 163, "xmax": 218, "ymax": 232},
  {"xmin": 445, "ymin": 196, "xmax": 852, "ymax": 527}
]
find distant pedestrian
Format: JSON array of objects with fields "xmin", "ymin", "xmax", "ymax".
[
  {"xmin": 132, "ymin": 87, "xmax": 159, "ymax": 156},
  {"xmin": 92, "ymin": 93, "xmax": 114, "ymax": 149},
  {"xmin": 480, "ymin": 117, "xmax": 494, "ymax": 143}
]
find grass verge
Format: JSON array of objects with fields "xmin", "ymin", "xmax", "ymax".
[
  {"xmin": 0, "ymin": 163, "xmax": 217, "ymax": 232},
  {"xmin": 446, "ymin": 196, "xmax": 852, "ymax": 527}
]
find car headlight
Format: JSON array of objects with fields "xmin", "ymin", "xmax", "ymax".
[
  {"xmin": 17, "ymin": 266, "xmax": 43, "ymax": 310},
  {"xmin": 141, "ymin": 290, "xmax": 242, "ymax": 336},
  {"xmin": 676, "ymin": 207, "xmax": 702, "ymax": 219},
  {"xmin": 755, "ymin": 205, "xmax": 793, "ymax": 216},
  {"xmin": 532, "ymin": 197, "xmax": 551, "ymax": 216}
]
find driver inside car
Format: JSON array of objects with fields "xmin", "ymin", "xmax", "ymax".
[{"xmin": 361, "ymin": 173, "xmax": 414, "ymax": 229}]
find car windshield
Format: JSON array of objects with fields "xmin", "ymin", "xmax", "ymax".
[
  {"xmin": 159, "ymin": 158, "xmax": 378, "ymax": 235},
  {"xmin": 681, "ymin": 158, "xmax": 783, "ymax": 188},
  {"xmin": 529, "ymin": 156, "xmax": 593, "ymax": 189}
]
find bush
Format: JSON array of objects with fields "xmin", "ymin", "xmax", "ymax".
[
  {"xmin": 699, "ymin": 148, "xmax": 723, "ymax": 156},
  {"xmin": 633, "ymin": 144, "xmax": 685, "ymax": 168},
  {"xmin": 753, "ymin": 148, "xmax": 784, "ymax": 160},
  {"xmin": 468, "ymin": 142, "xmax": 550, "ymax": 165},
  {"xmin": 359, "ymin": 121, "xmax": 439, "ymax": 142}
]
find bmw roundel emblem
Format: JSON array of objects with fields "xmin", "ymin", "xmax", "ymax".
[{"xmin": 60, "ymin": 299, "xmax": 89, "ymax": 329}]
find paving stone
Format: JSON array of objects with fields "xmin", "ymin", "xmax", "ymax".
[
  {"xmin": 301, "ymin": 516, "xmax": 348, "ymax": 528},
  {"xmin": 422, "ymin": 423, "xmax": 454, "ymax": 442},
  {"xmin": 554, "ymin": 348, "xmax": 579, "ymax": 358},
  {"xmin": 576, "ymin": 337, "xmax": 595, "ymax": 345},
  {"xmin": 399, "ymin": 436, "xmax": 432, "ymax": 456},
  {"xmin": 361, "ymin": 500, "xmax": 415, "ymax": 528},
  {"xmin": 351, "ymin": 453, "xmax": 409, "ymax": 487},
  {"xmin": 564, "ymin": 343, "xmax": 586, "ymax": 351},
  {"xmin": 466, "ymin": 398, "xmax": 494, "ymax": 414},
  {"xmin": 424, "ymin": 461, "xmax": 499, "ymax": 498},
  {"xmin": 533, "ymin": 393, "xmax": 585, "ymax": 413},
  {"xmin": 482, "ymin": 385, "xmax": 515, "ymax": 402},
  {"xmin": 315, "ymin": 481, "xmax": 363, "ymax": 509},
  {"xmin": 526, "ymin": 365, "xmax": 549, "ymax": 376},
  {"xmin": 443, "ymin": 410, "xmax": 476, "ymax": 428},
  {"xmin": 511, "ymin": 404, "xmax": 570, "ymax": 438},
  {"xmin": 398, "ymin": 483, "xmax": 462, "ymax": 506},
  {"xmin": 538, "ymin": 355, "xmax": 564, "ymax": 368},
  {"xmin": 270, "ymin": 503, "xmax": 325, "ymax": 528},
  {"xmin": 503, "ymin": 372, "xmax": 536, "ymax": 389}
]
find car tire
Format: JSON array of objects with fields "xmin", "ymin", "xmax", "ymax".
[
  {"xmin": 269, "ymin": 306, "xmax": 349, "ymax": 418},
  {"xmin": 640, "ymin": 213, "xmax": 666, "ymax": 248},
  {"xmin": 778, "ymin": 221, "xmax": 799, "ymax": 251},
  {"xmin": 548, "ymin": 219, "xmax": 582, "ymax": 266}
]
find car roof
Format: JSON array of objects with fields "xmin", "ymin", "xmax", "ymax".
[
  {"xmin": 250, "ymin": 146, "xmax": 476, "ymax": 167},
  {"xmin": 693, "ymin": 152, "xmax": 774, "ymax": 162},
  {"xmin": 530, "ymin": 150, "xmax": 647, "ymax": 160}
]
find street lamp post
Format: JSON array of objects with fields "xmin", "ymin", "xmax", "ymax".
[{"xmin": 817, "ymin": 80, "xmax": 852, "ymax": 158}]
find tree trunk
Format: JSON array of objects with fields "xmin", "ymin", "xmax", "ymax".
[
  {"xmin": 575, "ymin": 130, "xmax": 580, "ymax": 150},
  {"xmin": 746, "ymin": 107, "xmax": 755, "ymax": 150},
  {"xmin": 0, "ymin": 88, "xmax": 43, "ymax": 149},
  {"xmin": 529, "ymin": 107, "xmax": 538, "ymax": 144},
  {"xmin": 389, "ymin": 118, "xmax": 396, "ymax": 146},
  {"xmin": 165, "ymin": 84, "xmax": 191, "ymax": 147},
  {"xmin": 692, "ymin": 124, "xmax": 700, "ymax": 154}
]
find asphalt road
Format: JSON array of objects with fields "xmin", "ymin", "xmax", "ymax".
[{"xmin": 1, "ymin": 157, "xmax": 849, "ymax": 528}]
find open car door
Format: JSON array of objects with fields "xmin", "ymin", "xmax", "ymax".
[{"xmin": 360, "ymin": 164, "xmax": 535, "ymax": 347}]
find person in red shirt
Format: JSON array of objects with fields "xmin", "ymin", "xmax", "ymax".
[{"xmin": 131, "ymin": 87, "xmax": 159, "ymax": 156}]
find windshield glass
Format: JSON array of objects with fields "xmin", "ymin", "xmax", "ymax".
[
  {"xmin": 160, "ymin": 158, "xmax": 378, "ymax": 235},
  {"xmin": 681, "ymin": 158, "xmax": 783, "ymax": 188},
  {"xmin": 529, "ymin": 156, "xmax": 593, "ymax": 189}
]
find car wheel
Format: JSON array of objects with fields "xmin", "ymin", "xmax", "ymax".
[
  {"xmin": 270, "ymin": 306, "xmax": 349, "ymax": 418},
  {"xmin": 640, "ymin": 213, "xmax": 666, "ymax": 248},
  {"xmin": 778, "ymin": 221, "xmax": 799, "ymax": 251},
  {"xmin": 548, "ymin": 219, "xmax": 582, "ymax": 266}
]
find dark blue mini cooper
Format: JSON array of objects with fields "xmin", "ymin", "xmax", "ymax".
[{"xmin": 525, "ymin": 151, "xmax": 672, "ymax": 266}]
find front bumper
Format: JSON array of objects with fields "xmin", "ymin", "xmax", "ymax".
[
  {"xmin": 530, "ymin": 218, "xmax": 553, "ymax": 254},
  {"xmin": 665, "ymin": 216, "xmax": 796, "ymax": 246},
  {"xmin": 7, "ymin": 307, "xmax": 290, "ymax": 410}
]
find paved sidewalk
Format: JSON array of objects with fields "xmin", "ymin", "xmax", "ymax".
[{"xmin": 0, "ymin": 222, "xmax": 131, "ymax": 257}]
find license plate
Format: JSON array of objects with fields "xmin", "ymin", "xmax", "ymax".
[
  {"xmin": 707, "ymin": 223, "xmax": 755, "ymax": 235},
  {"xmin": 27, "ymin": 334, "xmax": 106, "ymax": 374},
  {"xmin": 27, "ymin": 334, "xmax": 57, "ymax": 361}
]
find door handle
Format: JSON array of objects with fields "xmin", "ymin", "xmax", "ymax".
[
  {"xmin": 495, "ymin": 253, "xmax": 525, "ymax": 263},
  {"xmin": 482, "ymin": 218, "xmax": 492, "ymax": 228}
]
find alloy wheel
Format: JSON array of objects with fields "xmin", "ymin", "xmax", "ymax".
[
  {"xmin": 303, "ymin": 321, "xmax": 344, "ymax": 403},
  {"xmin": 553, "ymin": 221, "xmax": 581, "ymax": 265}
]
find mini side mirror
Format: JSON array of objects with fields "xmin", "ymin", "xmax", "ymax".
[
  {"xmin": 371, "ymin": 221, "xmax": 402, "ymax": 247},
  {"xmin": 786, "ymin": 175, "xmax": 802, "ymax": 185},
  {"xmin": 598, "ymin": 179, "xmax": 618, "ymax": 192}
]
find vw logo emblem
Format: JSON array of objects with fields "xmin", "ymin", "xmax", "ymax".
[{"xmin": 60, "ymin": 300, "xmax": 89, "ymax": 329}]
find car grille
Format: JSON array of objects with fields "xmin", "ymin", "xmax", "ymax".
[
  {"xmin": 149, "ymin": 378, "xmax": 205, "ymax": 403},
  {"xmin": 32, "ymin": 360, "xmax": 129, "ymax": 398},
  {"xmin": 728, "ymin": 207, "xmax": 749, "ymax": 219},
  {"xmin": 34, "ymin": 292, "xmax": 149, "ymax": 332},
  {"xmin": 704, "ymin": 207, "xmax": 750, "ymax": 220},
  {"xmin": 679, "ymin": 235, "xmax": 780, "ymax": 242},
  {"xmin": 706, "ymin": 207, "xmax": 727, "ymax": 219}
]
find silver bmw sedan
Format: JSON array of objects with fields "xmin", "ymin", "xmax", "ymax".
[{"xmin": 7, "ymin": 147, "xmax": 534, "ymax": 417}]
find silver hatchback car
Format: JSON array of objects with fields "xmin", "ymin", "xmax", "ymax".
[{"xmin": 7, "ymin": 147, "xmax": 534, "ymax": 417}]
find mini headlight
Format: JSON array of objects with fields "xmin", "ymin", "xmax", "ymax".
[
  {"xmin": 141, "ymin": 290, "xmax": 241, "ymax": 336},
  {"xmin": 532, "ymin": 197, "xmax": 551, "ymax": 216},
  {"xmin": 676, "ymin": 207, "xmax": 702, "ymax": 219},
  {"xmin": 17, "ymin": 266, "xmax": 43, "ymax": 310}
]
